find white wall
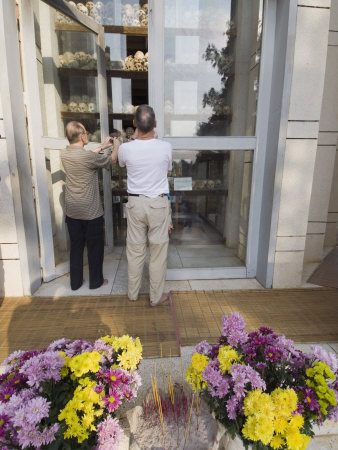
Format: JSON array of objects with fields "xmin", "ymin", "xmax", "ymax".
[
  {"xmin": 0, "ymin": 93, "xmax": 24, "ymax": 296},
  {"xmin": 272, "ymin": 1, "xmax": 331, "ymax": 287},
  {"xmin": 304, "ymin": 0, "xmax": 338, "ymax": 263}
]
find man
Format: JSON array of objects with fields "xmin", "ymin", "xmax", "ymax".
[
  {"xmin": 61, "ymin": 121, "xmax": 119, "ymax": 290},
  {"xmin": 118, "ymin": 105, "xmax": 172, "ymax": 306}
]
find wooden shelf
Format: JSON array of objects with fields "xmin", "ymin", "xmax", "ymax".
[
  {"xmin": 55, "ymin": 23, "xmax": 89, "ymax": 32},
  {"xmin": 107, "ymin": 70, "xmax": 148, "ymax": 79},
  {"xmin": 104, "ymin": 25, "xmax": 148, "ymax": 36},
  {"xmin": 58, "ymin": 68, "xmax": 97, "ymax": 77},
  {"xmin": 61, "ymin": 112, "xmax": 100, "ymax": 119},
  {"xmin": 109, "ymin": 113, "xmax": 134, "ymax": 120}
]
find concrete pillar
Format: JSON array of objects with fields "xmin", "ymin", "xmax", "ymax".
[
  {"xmin": 273, "ymin": 2, "xmax": 331, "ymax": 287},
  {"xmin": 304, "ymin": 0, "xmax": 338, "ymax": 262}
]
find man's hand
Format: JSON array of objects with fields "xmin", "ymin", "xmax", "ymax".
[{"xmin": 91, "ymin": 136, "xmax": 115, "ymax": 153}]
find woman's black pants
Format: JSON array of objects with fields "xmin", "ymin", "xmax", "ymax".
[{"xmin": 66, "ymin": 215, "xmax": 104, "ymax": 290}]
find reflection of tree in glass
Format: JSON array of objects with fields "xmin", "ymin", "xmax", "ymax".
[{"xmin": 197, "ymin": 22, "xmax": 235, "ymax": 136}]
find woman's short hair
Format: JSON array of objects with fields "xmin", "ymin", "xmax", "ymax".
[
  {"xmin": 134, "ymin": 105, "xmax": 156, "ymax": 133},
  {"xmin": 66, "ymin": 121, "xmax": 85, "ymax": 144}
]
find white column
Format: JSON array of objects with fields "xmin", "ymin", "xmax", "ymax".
[
  {"xmin": 0, "ymin": 0, "xmax": 41, "ymax": 295},
  {"xmin": 273, "ymin": 2, "xmax": 331, "ymax": 287}
]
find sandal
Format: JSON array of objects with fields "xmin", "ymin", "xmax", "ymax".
[{"xmin": 150, "ymin": 293, "xmax": 169, "ymax": 307}]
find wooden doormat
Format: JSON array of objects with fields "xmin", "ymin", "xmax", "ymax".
[
  {"xmin": 0, "ymin": 294, "xmax": 180, "ymax": 363},
  {"xmin": 308, "ymin": 247, "xmax": 338, "ymax": 288},
  {"xmin": 170, "ymin": 288, "xmax": 338, "ymax": 346}
]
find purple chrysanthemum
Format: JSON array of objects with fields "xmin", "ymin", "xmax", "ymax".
[
  {"xmin": 309, "ymin": 345, "xmax": 338, "ymax": 373},
  {"xmin": 221, "ymin": 312, "xmax": 248, "ymax": 347},
  {"xmin": 195, "ymin": 340, "xmax": 212, "ymax": 356},
  {"xmin": 226, "ymin": 395, "xmax": 240, "ymax": 420},
  {"xmin": 13, "ymin": 397, "xmax": 50, "ymax": 427},
  {"xmin": 47, "ymin": 338, "xmax": 71, "ymax": 352},
  {"xmin": 96, "ymin": 416, "xmax": 123, "ymax": 450},
  {"xmin": 64, "ymin": 339, "xmax": 93, "ymax": 357},
  {"xmin": 19, "ymin": 351, "xmax": 64, "ymax": 387}
]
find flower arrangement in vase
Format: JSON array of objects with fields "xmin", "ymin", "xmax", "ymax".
[
  {"xmin": 186, "ymin": 312, "xmax": 337, "ymax": 450},
  {"xmin": 0, "ymin": 334, "xmax": 142, "ymax": 449}
]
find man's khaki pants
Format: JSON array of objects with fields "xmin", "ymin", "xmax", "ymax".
[{"xmin": 126, "ymin": 195, "xmax": 171, "ymax": 304}]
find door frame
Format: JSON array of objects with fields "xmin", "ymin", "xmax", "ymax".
[
  {"xmin": 19, "ymin": 0, "xmax": 112, "ymax": 282},
  {"xmin": 149, "ymin": 0, "xmax": 277, "ymax": 280}
]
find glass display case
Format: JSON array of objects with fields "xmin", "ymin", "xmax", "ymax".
[{"xmin": 54, "ymin": 12, "xmax": 101, "ymax": 141}]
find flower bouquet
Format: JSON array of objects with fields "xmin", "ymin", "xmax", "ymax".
[
  {"xmin": 0, "ymin": 334, "xmax": 142, "ymax": 449},
  {"xmin": 186, "ymin": 312, "xmax": 338, "ymax": 450}
]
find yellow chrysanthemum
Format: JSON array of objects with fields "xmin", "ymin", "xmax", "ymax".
[
  {"xmin": 185, "ymin": 353, "xmax": 209, "ymax": 391},
  {"xmin": 273, "ymin": 417, "xmax": 288, "ymax": 434},
  {"xmin": 270, "ymin": 434, "xmax": 285, "ymax": 449},
  {"xmin": 285, "ymin": 429, "xmax": 304, "ymax": 450},
  {"xmin": 67, "ymin": 351, "xmax": 101, "ymax": 377},
  {"xmin": 289, "ymin": 414, "xmax": 304, "ymax": 429},
  {"xmin": 217, "ymin": 345, "xmax": 241, "ymax": 374}
]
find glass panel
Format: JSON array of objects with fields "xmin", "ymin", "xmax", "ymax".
[
  {"xmin": 105, "ymin": 14, "xmax": 149, "ymax": 240},
  {"xmin": 44, "ymin": 148, "xmax": 69, "ymax": 266},
  {"xmin": 168, "ymin": 150, "xmax": 253, "ymax": 268},
  {"xmin": 63, "ymin": 1, "xmax": 149, "ymax": 27},
  {"xmin": 164, "ymin": 0, "xmax": 263, "ymax": 137},
  {"xmin": 35, "ymin": 4, "xmax": 100, "ymax": 141}
]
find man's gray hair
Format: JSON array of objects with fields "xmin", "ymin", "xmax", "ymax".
[
  {"xmin": 134, "ymin": 105, "xmax": 156, "ymax": 134},
  {"xmin": 66, "ymin": 121, "xmax": 85, "ymax": 144}
]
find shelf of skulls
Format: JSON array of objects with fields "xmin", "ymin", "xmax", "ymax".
[
  {"xmin": 61, "ymin": 112, "xmax": 100, "ymax": 119},
  {"xmin": 58, "ymin": 68, "xmax": 98, "ymax": 77},
  {"xmin": 63, "ymin": 1, "xmax": 149, "ymax": 27},
  {"xmin": 108, "ymin": 113, "xmax": 134, "ymax": 120}
]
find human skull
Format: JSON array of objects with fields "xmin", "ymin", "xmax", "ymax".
[
  {"xmin": 68, "ymin": 101, "xmax": 78, "ymax": 112},
  {"xmin": 125, "ymin": 127, "xmax": 135, "ymax": 140},
  {"xmin": 68, "ymin": 1, "xmax": 76, "ymax": 8},
  {"xmin": 122, "ymin": 14, "xmax": 134, "ymax": 26},
  {"xmin": 78, "ymin": 102, "xmax": 88, "ymax": 113},
  {"xmin": 75, "ymin": 51, "xmax": 87, "ymax": 64},
  {"xmin": 95, "ymin": 1, "xmax": 104, "ymax": 11},
  {"xmin": 86, "ymin": 1, "xmax": 94, "ymax": 14},
  {"xmin": 124, "ymin": 55, "xmax": 134, "ymax": 71},
  {"xmin": 88, "ymin": 102, "xmax": 96, "ymax": 113},
  {"xmin": 82, "ymin": 95, "xmax": 89, "ymax": 103},
  {"xmin": 134, "ymin": 60, "xmax": 143, "ymax": 71},
  {"xmin": 77, "ymin": 3, "xmax": 88, "ymax": 15},
  {"xmin": 58, "ymin": 55, "xmax": 66, "ymax": 67},
  {"xmin": 134, "ymin": 51, "xmax": 144, "ymax": 60},
  {"xmin": 122, "ymin": 102, "xmax": 133, "ymax": 114},
  {"xmin": 123, "ymin": 4, "xmax": 134, "ymax": 16},
  {"xmin": 61, "ymin": 103, "xmax": 68, "ymax": 111},
  {"xmin": 207, "ymin": 180, "xmax": 215, "ymax": 189}
]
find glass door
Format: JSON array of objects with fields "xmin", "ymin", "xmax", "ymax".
[
  {"xmin": 20, "ymin": 0, "xmax": 111, "ymax": 281},
  {"xmin": 149, "ymin": 0, "xmax": 265, "ymax": 279}
]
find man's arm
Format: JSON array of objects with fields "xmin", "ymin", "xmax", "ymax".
[
  {"xmin": 91, "ymin": 136, "xmax": 114, "ymax": 154},
  {"xmin": 110, "ymin": 137, "xmax": 120, "ymax": 163}
]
